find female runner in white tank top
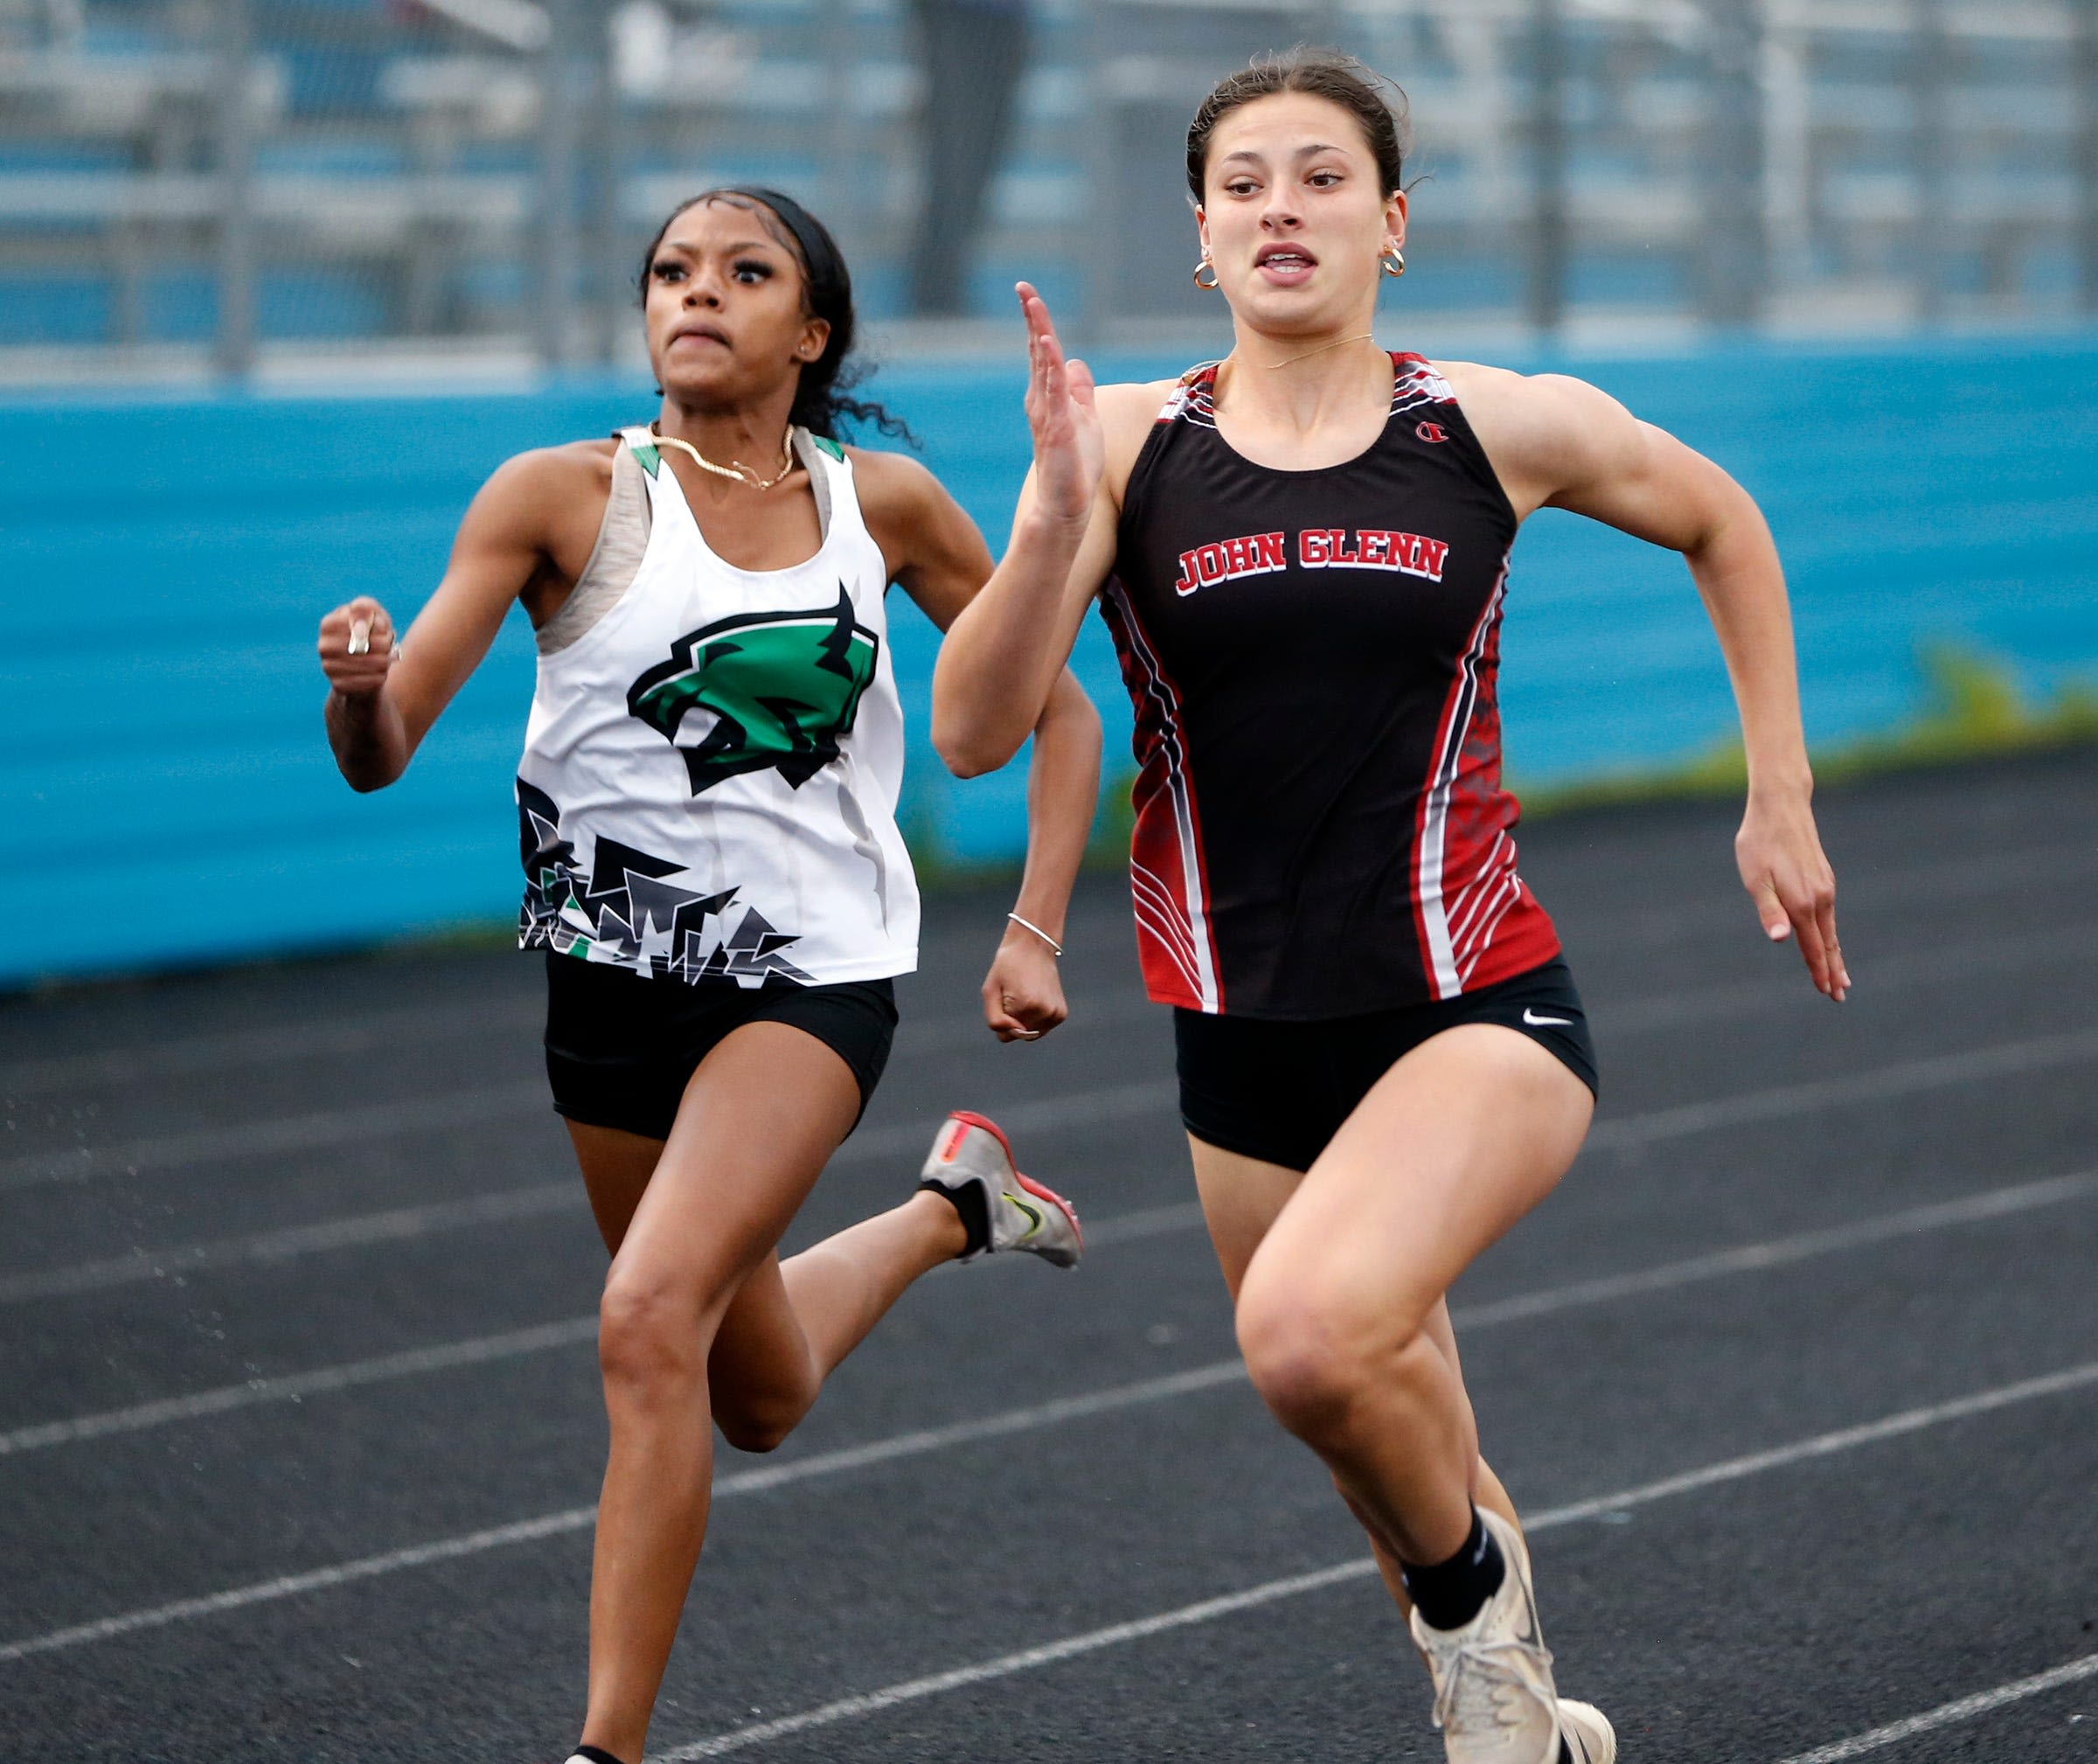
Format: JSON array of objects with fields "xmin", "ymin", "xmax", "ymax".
[
  {"xmin": 934, "ymin": 53, "xmax": 1848, "ymax": 1764},
  {"xmin": 316, "ymin": 187, "xmax": 1099, "ymax": 1764}
]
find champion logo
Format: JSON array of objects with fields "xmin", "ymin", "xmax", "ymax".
[{"xmin": 1415, "ymin": 420, "xmax": 1448, "ymax": 443}]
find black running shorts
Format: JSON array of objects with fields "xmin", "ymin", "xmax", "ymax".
[
  {"xmin": 1172, "ymin": 955, "xmax": 1599, "ymax": 1173},
  {"xmin": 543, "ymin": 953, "xmax": 900, "ymax": 1142}
]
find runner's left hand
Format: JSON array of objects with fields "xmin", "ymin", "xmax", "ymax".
[
  {"xmin": 981, "ymin": 929, "xmax": 1068, "ymax": 1042},
  {"xmin": 1736, "ymin": 787, "xmax": 1848, "ymax": 1001}
]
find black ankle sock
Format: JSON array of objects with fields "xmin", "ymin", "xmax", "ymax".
[
  {"xmin": 1400, "ymin": 1508, "xmax": 1505, "ymax": 1632},
  {"xmin": 920, "ymin": 1177, "xmax": 989, "ymax": 1256},
  {"xmin": 571, "ymin": 1746, "xmax": 628, "ymax": 1764}
]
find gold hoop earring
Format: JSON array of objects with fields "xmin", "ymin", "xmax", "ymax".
[
  {"xmin": 1382, "ymin": 248, "xmax": 1406, "ymax": 278},
  {"xmin": 1192, "ymin": 257, "xmax": 1219, "ymax": 291}
]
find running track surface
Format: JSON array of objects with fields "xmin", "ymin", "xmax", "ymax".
[{"xmin": 3, "ymin": 752, "xmax": 2095, "ymax": 1763}]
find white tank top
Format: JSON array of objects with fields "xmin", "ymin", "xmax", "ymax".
[{"xmin": 516, "ymin": 427, "xmax": 919, "ymax": 987}]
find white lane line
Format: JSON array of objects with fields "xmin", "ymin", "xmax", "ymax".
[
  {"xmin": 4, "ymin": 1177, "xmax": 2091, "ymax": 1657},
  {"xmin": 9, "ymin": 836, "xmax": 2088, "ymax": 1101},
  {"xmin": 1070, "ymin": 1199, "xmax": 1207, "ymax": 1247},
  {"xmin": 0, "ymin": 1081, "xmax": 1180, "ymax": 1300},
  {"xmin": 0, "ymin": 1081, "xmax": 545, "ymax": 1194},
  {"xmin": 1772, "ymin": 1651, "xmax": 2098, "ymax": 1763},
  {"xmin": 0, "ymin": 1178, "xmax": 584, "ymax": 1305},
  {"xmin": 0, "ymin": 985, "xmax": 1157, "ymax": 1103},
  {"xmin": 650, "ymin": 1360, "xmax": 2098, "ymax": 1759},
  {"xmin": 17, "ymin": 1011, "xmax": 2096, "ymax": 1305},
  {"xmin": 4, "ymin": 1169, "xmax": 2087, "ymax": 1460},
  {"xmin": 663, "ymin": 1561, "xmax": 1378, "ymax": 1761},
  {"xmin": 0, "ymin": 996, "xmax": 541, "ymax": 1099},
  {"xmin": 13, "ymin": 884, "xmax": 2098, "ymax": 1196},
  {"xmin": 0, "ymin": 1317, "xmax": 602, "ymax": 1455},
  {"xmin": 0, "ymin": 1070, "xmax": 1177, "ymax": 1195},
  {"xmin": 1584, "ymin": 1024, "xmax": 2098, "ymax": 1153},
  {"xmin": 0, "ymin": 1202, "xmax": 1211, "ymax": 1455},
  {"xmin": 0, "ymin": 1503, "xmax": 602, "ymax": 1667},
  {"xmin": 0, "ymin": 1360, "xmax": 1251, "ymax": 1666},
  {"xmin": 1585, "ymin": 839, "xmax": 2098, "ymax": 951},
  {"xmin": 1605, "ymin": 919, "xmax": 2098, "ymax": 1035},
  {"xmin": 1451, "ymin": 1167, "xmax": 2098, "ymax": 1328}
]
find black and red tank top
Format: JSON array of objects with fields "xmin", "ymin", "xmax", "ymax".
[{"xmin": 1101, "ymin": 351, "xmax": 1560, "ymax": 1017}]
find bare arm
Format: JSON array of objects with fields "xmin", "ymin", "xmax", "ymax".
[
  {"xmin": 865, "ymin": 448, "xmax": 1105, "ymax": 1040},
  {"xmin": 1456, "ymin": 366, "xmax": 1848, "ymax": 1001},
  {"xmin": 318, "ymin": 448, "xmax": 587, "ymax": 790},
  {"xmin": 931, "ymin": 287, "xmax": 1152, "ymax": 776}
]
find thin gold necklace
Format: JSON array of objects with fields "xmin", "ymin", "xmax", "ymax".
[
  {"xmin": 1257, "ymin": 330, "xmax": 1377, "ymax": 370},
  {"xmin": 1214, "ymin": 332, "xmax": 1378, "ymax": 410},
  {"xmin": 650, "ymin": 425, "xmax": 798, "ymax": 491}
]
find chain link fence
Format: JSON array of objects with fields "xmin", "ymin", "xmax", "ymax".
[{"xmin": 2, "ymin": 0, "xmax": 2095, "ymax": 383}]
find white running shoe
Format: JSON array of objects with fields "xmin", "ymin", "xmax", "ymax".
[
  {"xmin": 1555, "ymin": 1699, "xmax": 1615, "ymax": 1763},
  {"xmin": 917, "ymin": 1110, "xmax": 1082, "ymax": 1267},
  {"xmin": 1408, "ymin": 1508, "xmax": 1615, "ymax": 1764}
]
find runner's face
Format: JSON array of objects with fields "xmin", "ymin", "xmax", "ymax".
[
  {"xmin": 1197, "ymin": 93, "xmax": 1404, "ymax": 331},
  {"xmin": 643, "ymin": 199, "xmax": 830, "ymax": 404}
]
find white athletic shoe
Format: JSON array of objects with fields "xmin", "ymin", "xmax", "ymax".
[
  {"xmin": 1555, "ymin": 1700, "xmax": 1615, "ymax": 1763},
  {"xmin": 1408, "ymin": 1508, "xmax": 1615, "ymax": 1764},
  {"xmin": 917, "ymin": 1110, "xmax": 1082, "ymax": 1267}
]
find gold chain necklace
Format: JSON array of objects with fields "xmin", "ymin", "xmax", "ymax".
[{"xmin": 650, "ymin": 425, "xmax": 798, "ymax": 491}]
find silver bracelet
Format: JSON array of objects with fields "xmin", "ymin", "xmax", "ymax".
[{"xmin": 1006, "ymin": 912, "xmax": 1063, "ymax": 957}]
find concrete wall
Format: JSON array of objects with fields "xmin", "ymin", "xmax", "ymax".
[{"xmin": 6, "ymin": 335, "xmax": 2096, "ymax": 987}]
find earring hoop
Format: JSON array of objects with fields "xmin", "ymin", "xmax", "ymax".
[
  {"xmin": 1381, "ymin": 248, "xmax": 1406, "ymax": 278},
  {"xmin": 1192, "ymin": 257, "xmax": 1220, "ymax": 291}
]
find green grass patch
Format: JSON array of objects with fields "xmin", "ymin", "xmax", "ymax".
[{"xmin": 1509, "ymin": 642, "xmax": 2098, "ymax": 819}]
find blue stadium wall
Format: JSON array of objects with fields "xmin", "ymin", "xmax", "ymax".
[{"xmin": 4, "ymin": 334, "xmax": 2096, "ymax": 988}]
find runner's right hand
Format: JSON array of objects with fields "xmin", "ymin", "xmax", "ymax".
[
  {"xmin": 1017, "ymin": 281, "xmax": 1102, "ymax": 524},
  {"xmin": 318, "ymin": 596, "xmax": 399, "ymax": 698}
]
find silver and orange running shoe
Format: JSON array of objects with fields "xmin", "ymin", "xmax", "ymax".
[
  {"xmin": 1407, "ymin": 1508, "xmax": 1615, "ymax": 1764},
  {"xmin": 916, "ymin": 1110, "xmax": 1082, "ymax": 1268}
]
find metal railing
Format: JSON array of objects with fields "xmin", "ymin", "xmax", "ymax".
[{"xmin": 0, "ymin": 0, "xmax": 2093, "ymax": 384}]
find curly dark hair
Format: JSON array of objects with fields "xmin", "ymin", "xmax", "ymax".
[
  {"xmin": 1185, "ymin": 48, "xmax": 1411, "ymax": 203},
  {"xmin": 636, "ymin": 187, "xmax": 913, "ymax": 445}
]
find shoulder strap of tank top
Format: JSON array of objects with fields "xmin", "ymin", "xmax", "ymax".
[
  {"xmin": 537, "ymin": 438, "xmax": 653, "ymax": 656},
  {"xmin": 1387, "ymin": 351, "xmax": 1459, "ymax": 413},
  {"xmin": 1153, "ymin": 360, "xmax": 1222, "ymax": 429},
  {"xmin": 789, "ymin": 427, "xmax": 843, "ymax": 542}
]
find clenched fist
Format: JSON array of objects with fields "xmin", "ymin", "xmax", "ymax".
[{"xmin": 317, "ymin": 596, "xmax": 399, "ymax": 698}]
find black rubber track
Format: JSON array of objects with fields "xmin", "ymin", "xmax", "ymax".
[{"xmin": 3, "ymin": 749, "xmax": 2095, "ymax": 1762}]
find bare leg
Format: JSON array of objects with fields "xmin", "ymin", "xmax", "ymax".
[
  {"xmin": 570, "ymin": 1023, "xmax": 962, "ymax": 1763},
  {"xmin": 1228, "ymin": 1024, "xmax": 1593, "ymax": 1567},
  {"xmin": 1187, "ymin": 1125, "xmax": 1531, "ymax": 1623},
  {"xmin": 566, "ymin": 1124, "xmax": 964, "ymax": 1455},
  {"xmin": 705, "ymin": 1194, "xmax": 964, "ymax": 1451}
]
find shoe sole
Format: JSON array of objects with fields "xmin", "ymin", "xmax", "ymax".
[
  {"xmin": 1557, "ymin": 1698, "xmax": 1615, "ymax": 1764},
  {"xmin": 946, "ymin": 1110, "xmax": 1084, "ymax": 1261}
]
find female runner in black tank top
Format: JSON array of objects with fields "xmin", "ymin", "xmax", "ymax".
[{"xmin": 934, "ymin": 51, "xmax": 1846, "ymax": 1764}]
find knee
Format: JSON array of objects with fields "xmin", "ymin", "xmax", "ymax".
[
  {"xmin": 1234, "ymin": 1272, "xmax": 1432, "ymax": 1448},
  {"xmin": 597, "ymin": 1274, "xmax": 706, "ymax": 1400}
]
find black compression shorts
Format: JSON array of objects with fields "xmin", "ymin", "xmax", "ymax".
[
  {"xmin": 1172, "ymin": 955, "xmax": 1598, "ymax": 1173},
  {"xmin": 543, "ymin": 953, "xmax": 899, "ymax": 1142}
]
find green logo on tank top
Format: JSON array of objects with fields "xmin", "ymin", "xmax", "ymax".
[{"xmin": 628, "ymin": 584, "xmax": 880, "ymax": 796}]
